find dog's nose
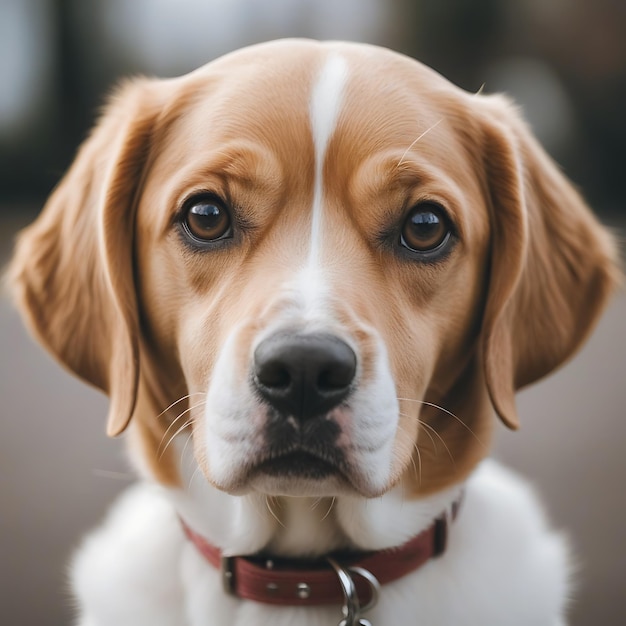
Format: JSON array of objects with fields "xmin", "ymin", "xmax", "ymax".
[{"xmin": 253, "ymin": 333, "xmax": 357, "ymax": 420}]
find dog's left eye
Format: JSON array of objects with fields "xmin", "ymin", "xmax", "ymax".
[
  {"xmin": 182, "ymin": 197, "xmax": 232, "ymax": 243},
  {"xmin": 400, "ymin": 203, "xmax": 452, "ymax": 254}
]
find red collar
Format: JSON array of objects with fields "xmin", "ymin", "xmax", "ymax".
[{"xmin": 180, "ymin": 498, "xmax": 461, "ymax": 608}]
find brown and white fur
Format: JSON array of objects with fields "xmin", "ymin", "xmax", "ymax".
[{"xmin": 8, "ymin": 40, "xmax": 620, "ymax": 626}]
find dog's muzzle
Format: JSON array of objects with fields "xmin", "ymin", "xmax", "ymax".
[{"xmin": 247, "ymin": 331, "xmax": 358, "ymax": 483}]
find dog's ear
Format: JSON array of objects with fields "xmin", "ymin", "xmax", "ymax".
[
  {"xmin": 477, "ymin": 95, "xmax": 620, "ymax": 429},
  {"xmin": 8, "ymin": 79, "xmax": 163, "ymax": 436}
]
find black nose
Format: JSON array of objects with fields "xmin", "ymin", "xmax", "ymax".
[{"xmin": 253, "ymin": 333, "xmax": 357, "ymax": 420}]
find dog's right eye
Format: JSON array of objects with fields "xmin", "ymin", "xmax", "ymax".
[{"xmin": 181, "ymin": 196, "xmax": 232, "ymax": 243}]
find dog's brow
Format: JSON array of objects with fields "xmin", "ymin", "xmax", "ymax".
[
  {"xmin": 161, "ymin": 144, "xmax": 283, "ymax": 224},
  {"xmin": 353, "ymin": 154, "xmax": 443, "ymax": 200}
]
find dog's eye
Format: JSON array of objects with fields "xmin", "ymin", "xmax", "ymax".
[
  {"xmin": 182, "ymin": 197, "xmax": 232, "ymax": 242},
  {"xmin": 400, "ymin": 203, "xmax": 451, "ymax": 253}
]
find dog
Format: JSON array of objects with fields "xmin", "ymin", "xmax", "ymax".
[{"xmin": 8, "ymin": 39, "xmax": 619, "ymax": 626}]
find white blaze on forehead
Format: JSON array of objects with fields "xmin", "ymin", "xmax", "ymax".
[
  {"xmin": 296, "ymin": 53, "xmax": 348, "ymax": 317},
  {"xmin": 308, "ymin": 53, "xmax": 348, "ymax": 265}
]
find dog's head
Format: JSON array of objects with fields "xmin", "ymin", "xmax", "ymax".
[{"xmin": 8, "ymin": 40, "xmax": 619, "ymax": 499}]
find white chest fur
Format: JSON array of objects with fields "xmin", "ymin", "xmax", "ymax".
[{"xmin": 70, "ymin": 461, "xmax": 569, "ymax": 626}]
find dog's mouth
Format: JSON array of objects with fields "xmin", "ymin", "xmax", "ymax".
[
  {"xmin": 247, "ymin": 443, "xmax": 352, "ymax": 489},
  {"xmin": 229, "ymin": 409, "xmax": 384, "ymax": 497},
  {"xmin": 246, "ymin": 408, "xmax": 351, "ymax": 487},
  {"xmin": 223, "ymin": 437, "xmax": 386, "ymax": 498},
  {"xmin": 254, "ymin": 450, "xmax": 341, "ymax": 480}
]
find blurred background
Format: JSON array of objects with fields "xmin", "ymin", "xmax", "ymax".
[{"xmin": 0, "ymin": 1, "xmax": 624, "ymax": 624}]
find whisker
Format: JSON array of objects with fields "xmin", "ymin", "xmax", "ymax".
[
  {"xmin": 155, "ymin": 392, "xmax": 206, "ymax": 420},
  {"xmin": 397, "ymin": 118, "xmax": 444, "ymax": 167},
  {"xmin": 397, "ymin": 397, "xmax": 485, "ymax": 447},
  {"xmin": 320, "ymin": 497, "xmax": 336, "ymax": 522},
  {"xmin": 265, "ymin": 497, "xmax": 286, "ymax": 528},
  {"xmin": 418, "ymin": 419, "xmax": 455, "ymax": 466},
  {"xmin": 400, "ymin": 410, "xmax": 456, "ymax": 467},
  {"xmin": 410, "ymin": 443, "xmax": 422, "ymax": 487},
  {"xmin": 187, "ymin": 465, "xmax": 202, "ymax": 491},
  {"xmin": 158, "ymin": 401, "xmax": 206, "ymax": 454},
  {"xmin": 159, "ymin": 418, "xmax": 194, "ymax": 460},
  {"xmin": 180, "ymin": 430, "xmax": 195, "ymax": 465},
  {"xmin": 309, "ymin": 498, "xmax": 322, "ymax": 511},
  {"xmin": 411, "ymin": 415, "xmax": 437, "ymax": 449},
  {"xmin": 473, "ymin": 83, "xmax": 486, "ymax": 97}
]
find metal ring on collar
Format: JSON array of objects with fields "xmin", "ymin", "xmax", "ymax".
[{"xmin": 327, "ymin": 557, "xmax": 380, "ymax": 626}]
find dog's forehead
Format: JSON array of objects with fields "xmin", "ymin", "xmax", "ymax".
[{"xmin": 166, "ymin": 40, "xmax": 468, "ymax": 160}]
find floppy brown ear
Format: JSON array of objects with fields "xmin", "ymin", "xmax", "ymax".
[
  {"xmin": 478, "ymin": 95, "xmax": 621, "ymax": 429},
  {"xmin": 8, "ymin": 79, "xmax": 163, "ymax": 436}
]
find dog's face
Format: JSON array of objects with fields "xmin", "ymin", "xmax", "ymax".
[
  {"xmin": 9, "ymin": 41, "xmax": 618, "ymax": 501},
  {"xmin": 135, "ymin": 44, "xmax": 494, "ymax": 498}
]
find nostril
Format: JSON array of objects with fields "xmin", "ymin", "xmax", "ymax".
[
  {"xmin": 317, "ymin": 360, "xmax": 356, "ymax": 392},
  {"xmin": 256, "ymin": 359, "xmax": 291, "ymax": 389}
]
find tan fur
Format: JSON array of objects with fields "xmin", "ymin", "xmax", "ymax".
[{"xmin": 7, "ymin": 40, "xmax": 619, "ymax": 498}]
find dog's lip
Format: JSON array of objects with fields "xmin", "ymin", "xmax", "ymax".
[
  {"xmin": 230, "ymin": 446, "xmax": 387, "ymax": 498},
  {"xmin": 248, "ymin": 446, "xmax": 348, "ymax": 481},
  {"xmin": 254, "ymin": 451, "xmax": 340, "ymax": 479}
]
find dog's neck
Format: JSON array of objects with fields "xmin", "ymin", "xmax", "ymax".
[{"xmin": 164, "ymin": 445, "xmax": 464, "ymax": 558}]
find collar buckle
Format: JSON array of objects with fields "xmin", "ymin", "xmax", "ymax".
[{"xmin": 221, "ymin": 556, "xmax": 236, "ymax": 594}]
